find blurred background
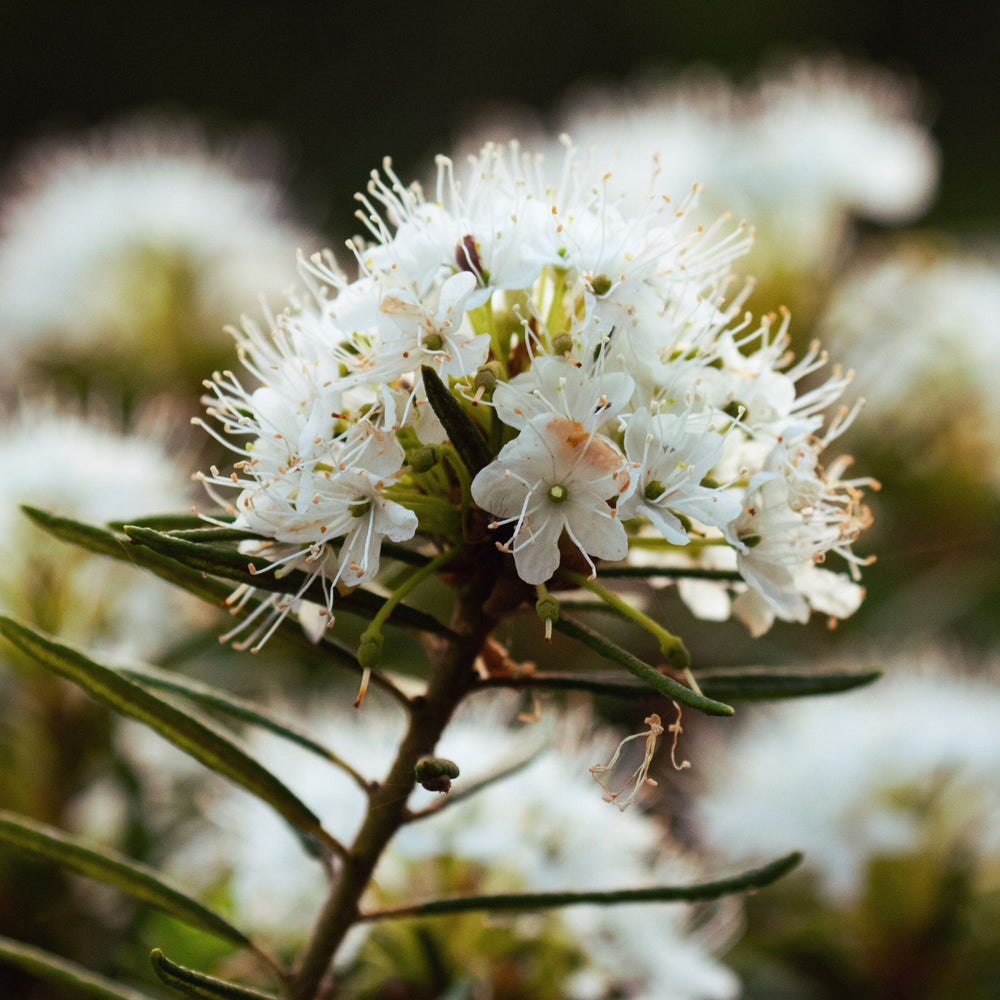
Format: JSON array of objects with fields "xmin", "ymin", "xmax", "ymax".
[{"xmin": 1, "ymin": 2, "xmax": 999, "ymax": 999}]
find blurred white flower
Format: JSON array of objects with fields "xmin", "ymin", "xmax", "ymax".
[
  {"xmin": 155, "ymin": 696, "xmax": 739, "ymax": 999},
  {"xmin": 0, "ymin": 404, "xmax": 203, "ymax": 660},
  {"xmin": 463, "ymin": 54, "xmax": 938, "ymax": 296},
  {"xmin": 694, "ymin": 657, "xmax": 1000, "ymax": 903},
  {"xmin": 0, "ymin": 115, "xmax": 312, "ymax": 379},
  {"xmin": 819, "ymin": 243, "xmax": 1000, "ymax": 488}
]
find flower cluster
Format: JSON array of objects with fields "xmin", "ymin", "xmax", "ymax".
[{"xmin": 198, "ymin": 140, "xmax": 874, "ymax": 646}]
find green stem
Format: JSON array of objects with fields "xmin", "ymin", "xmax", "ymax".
[
  {"xmin": 289, "ymin": 553, "xmax": 499, "ymax": 1000},
  {"xmin": 364, "ymin": 549, "xmax": 459, "ymax": 641},
  {"xmin": 561, "ymin": 570, "xmax": 689, "ymax": 669}
]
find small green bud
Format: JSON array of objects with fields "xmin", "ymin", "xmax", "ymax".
[
  {"xmin": 589, "ymin": 274, "xmax": 613, "ymax": 296},
  {"xmin": 551, "ymin": 333, "xmax": 573, "ymax": 355},
  {"xmin": 410, "ymin": 445, "xmax": 441, "ymax": 473},
  {"xmin": 333, "ymin": 418, "xmax": 351, "ymax": 436},
  {"xmin": 415, "ymin": 755, "xmax": 460, "ymax": 793},
  {"xmin": 349, "ymin": 499, "xmax": 372, "ymax": 518},
  {"xmin": 742, "ymin": 534, "xmax": 762, "ymax": 548},
  {"xmin": 547, "ymin": 483, "xmax": 569, "ymax": 504},
  {"xmin": 722, "ymin": 400, "xmax": 745, "ymax": 420},
  {"xmin": 644, "ymin": 480, "xmax": 666, "ymax": 501},
  {"xmin": 422, "ymin": 332, "xmax": 444, "ymax": 352},
  {"xmin": 473, "ymin": 361, "xmax": 503, "ymax": 393},
  {"xmin": 357, "ymin": 629, "xmax": 383, "ymax": 669}
]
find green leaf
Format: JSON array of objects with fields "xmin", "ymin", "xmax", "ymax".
[
  {"xmin": 112, "ymin": 513, "xmax": 231, "ymax": 532},
  {"xmin": 122, "ymin": 525, "xmax": 451, "ymax": 636},
  {"xmin": 20, "ymin": 508, "xmax": 411, "ymax": 705},
  {"xmin": 694, "ymin": 667, "xmax": 882, "ymax": 701},
  {"xmin": 420, "ymin": 365, "xmax": 492, "ymax": 475},
  {"xmin": 598, "ymin": 565, "xmax": 742, "ymax": 581},
  {"xmin": 118, "ymin": 664, "xmax": 369, "ymax": 788},
  {"xmin": 475, "ymin": 668, "xmax": 882, "ymax": 702},
  {"xmin": 21, "ymin": 506, "xmax": 234, "ymax": 607},
  {"xmin": 0, "ymin": 617, "xmax": 330, "ymax": 849},
  {"xmin": 553, "ymin": 614, "xmax": 734, "ymax": 716},
  {"xmin": 0, "ymin": 809, "xmax": 252, "ymax": 948},
  {"xmin": 360, "ymin": 851, "xmax": 803, "ymax": 921},
  {"xmin": 150, "ymin": 949, "xmax": 282, "ymax": 1000},
  {"xmin": 0, "ymin": 934, "xmax": 157, "ymax": 1000}
]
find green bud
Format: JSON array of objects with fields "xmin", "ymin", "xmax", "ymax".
[
  {"xmin": 349, "ymin": 499, "xmax": 372, "ymax": 518},
  {"xmin": 357, "ymin": 629, "xmax": 383, "ymax": 669},
  {"xmin": 410, "ymin": 445, "xmax": 441, "ymax": 473},
  {"xmin": 551, "ymin": 333, "xmax": 573, "ymax": 355},
  {"xmin": 589, "ymin": 274, "xmax": 613, "ymax": 296},
  {"xmin": 547, "ymin": 483, "xmax": 569, "ymax": 504},
  {"xmin": 742, "ymin": 534, "xmax": 762, "ymax": 548},
  {"xmin": 415, "ymin": 755, "xmax": 460, "ymax": 793},
  {"xmin": 422, "ymin": 332, "xmax": 444, "ymax": 352},
  {"xmin": 535, "ymin": 593, "xmax": 560, "ymax": 622},
  {"xmin": 473, "ymin": 361, "xmax": 503, "ymax": 393},
  {"xmin": 722, "ymin": 400, "xmax": 745, "ymax": 420}
]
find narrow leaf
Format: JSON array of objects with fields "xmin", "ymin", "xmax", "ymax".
[
  {"xmin": 0, "ymin": 809, "xmax": 252, "ymax": 947},
  {"xmin": 0, "ymin": 618, "xmax": 329, "ymax": 848},
  {"xmin": 19, "ymin": 508, "xmax": 411, "ymax": 705},
  {"xmin": 476, "ymin": 668, "xmax": 882, "ymax": 702},
  {"xmin": 150, "ymin": 950, "xmax": 281, "ymax": 1000},
  {"xmin": 420, "ymin": 365, "xmax": 492, "ymax": 475},
  {"xmin": 553, "ymin": 615, "xmax": 734, "ymax": 716},
  {"xmin": 112, "ymin": 513, "xmax": 230, "ymax": 532},
  {"xmin": 122, "ymin": 526, "xmax": 451, "ymax": 636},
  {"xmin": 599, "ymin": 565, "xmax": 742, "ymax": 581},
  {"xmin": 118, "ymin": 664, "xmax": 369, "ymax": 788},
  {"xmin": 694, "ymin": 668, "xmax": 882, "ymax": 701},
  {"xmin": 360, "ymin": 851, "xmax": 803, "ymax": 921},
  {"xmin": 0, "ymin": 935, "xmax": 156, "ymax": 1000}
]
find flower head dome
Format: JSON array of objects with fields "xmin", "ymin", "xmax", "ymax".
[{"xmin": 0, "ymin": 115, "xmax": 314, "ymax": 391}]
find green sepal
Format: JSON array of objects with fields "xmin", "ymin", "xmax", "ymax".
[
  {"xmin": 0, "ymin": 617, "xmax": 328, "ymax": 847},
  {"xmin": 420, "ymin": 365, "xmax": 492, "ymax": 475},
  {"xmin": 553, "ymin": 614, "xmax": 734, "ymax": 716},
  {"xmin": 150, "ymin": 949, "xmax": 281, "ymax": 1000},
  {"xmin": 0, "ymin": 934, "xmax": 157, "ymax": 1000},
  {"xmin": 0, "ymin": 809, "xmax": 252, "ymax": 948}
]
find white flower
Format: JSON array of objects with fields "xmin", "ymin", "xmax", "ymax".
[
  {"xmin": 695, "ymin": 656, "xmax": 1000, "ymax": 904},
  {"xmin": 0, "ymin": 115, "xmax": 312, "ymax": 379},
  {"xmin": 471, "ymin": 415, "xmax": 630, "ymax": 583},
  {"xmin": 618, "ymin": 408, "xmax": 742, "ymax": 543},
  {"xmin": 492, "ymin": 353, "xmax": 635, "ymax": 432}
]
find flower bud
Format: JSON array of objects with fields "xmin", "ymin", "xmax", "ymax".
[
  {"xmin": 415, "ymin": 755, "xmax": 460, "ymax": 793},
  {"xmin": 535, "ymin": 592, "xmax": 560, "ymax": 642},
  {"xmin": 551, "ymin": 333, "xmax": 574, "ymax": 356},
  {"xmin": 409, "ymin": 445, "xmax": 441, "ymax": 473},
  {"xmin": 357, "ymin": 629, "xmax": 383, "ymax": 669},
  {"xmin": 473, "ymin": 361, "xmax": 503, "ymax": 393}
]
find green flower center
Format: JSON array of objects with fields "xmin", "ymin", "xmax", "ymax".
[{"xmin": 547, "ymin": 484, "xmax": 569, "ymax": 504}]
